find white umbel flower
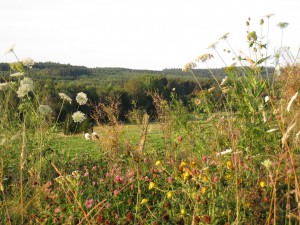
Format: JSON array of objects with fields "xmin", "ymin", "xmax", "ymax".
[
  {"xmin": 22, "ymin": 57, "xmax": 34, "ymax": 68},
  {"xmin": 59, "ymin": 93, "xmax": 72, "ymax": 104},
  {"xmin": 38, "ymin": 105, "xmax": 52, "ymax": 115},
  {"xmin": 17, "ymin": 77, "xmax": 34, "ymax": 98},
  {"xmin": 0, "ymin": 82, "xmax": 8, "ymax": 91},
  {"xmin": 76, "ymin": 92, "xmax": 88, "ymax": 105},
  {"xmin": 4, "ymin": 44, "xmax": 16, "ymax": 54},
  {"xmin": 72, "ymin": 111, "xmax": 86, "ymax": 123}
]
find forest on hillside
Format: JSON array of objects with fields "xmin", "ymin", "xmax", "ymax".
[{"xmin": 0, "ymin": 62, "xmax": 273, "ymax": 133}]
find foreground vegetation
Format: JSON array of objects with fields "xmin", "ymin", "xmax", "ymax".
[{"xmin": 0, "ymin": 16, "xmax": 300, "ymax": 224}]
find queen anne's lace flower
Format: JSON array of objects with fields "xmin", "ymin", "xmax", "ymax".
[
  {"xmin": 22, "ymin": 57, "xmax": 34, "ymax": 68},
  {"xmin": 76, "ymin": 92, "xmax": 88, "ymax": 105},
  {"xmin": 196, "ymin": 54, "xmax": 214, "ymax": 63},
  {"xmin": 38, "ymin": 105, "xmax": 52, "ymax": 115},
  {"xmin": 182, "ymin": 62, "xmax": 196, "ymax": 72},
  {"xmin": 0, "ymin": 83, "xmax": 8, "ymax": 91},
  {"xmin": 17, "ymin": 77, "xmax": 34, "ymax": 98},
  {"xmin": 4, "ymin": 44, "xmax": 16, "ymax": 54},
  {"xmin": 59, "ymin": 93, "xmax": 72, "ymax": 103},
  {"xmin": 72, "ymin": 111, "xmax": 86, "ymax": 123}
]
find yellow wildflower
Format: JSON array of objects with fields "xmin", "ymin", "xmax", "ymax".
[
  {"xmin": 180, "ymin": 209, "xmax": 185, "ymax": 215},
  {"xmin": 155, "ymin": 160, "xmax": 161, "ymax": 166},
  {"xmin": 191, "ymin": 161, "xmax": 196, "ymax": 167},
  {"xmin": 180, "ymin": 161, "xmax": 187, "ymax": 167},
  {"xmin": 167, "ymin": 191, "xmax": 174, "ymax": 199},
  {"xmin": 182, "ymin": 171, "xmax": 190, "ymax": 181},
  {"xmin": 140, "ymin": 199, "xmax": 149, "ymax": 204},
  {"xmin": 201, "ymin": 186, "xmax": 207, "ymax": 194},
  {"xmin": 149, "ymin": 182, "xmax": 156, "ymax": 190},
  {"xmin": 226, "ymin": 161, "xmax": 233, "ymax": 169},
  {"xmin": 225, "ymin": 173, "xmax": 232, "ymax": 180},
  {"xmin": 201, "ymin": 175, "xmax": 209, "ymax": 183},
  {"xmin": 260, "ymin": 181, "xmax": 266, "ymax": 188}
]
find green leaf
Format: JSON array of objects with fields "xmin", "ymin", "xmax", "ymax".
[{"xmin": 256, "ymin": 55, "xmax": 271, "ymax": 65}]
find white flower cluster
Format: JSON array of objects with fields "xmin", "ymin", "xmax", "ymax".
[
  {"xmin": 10, "ymin": 72, "xmax": 24, "ymax": 77},
  {"xmin": 38, "ymin": 105, "xmax": 52, "ymax": 115},
  {"xmin": 22, "ymin": 57, "xmax": 34, "ymax": 69},
  {"xmin": 16, "ymin": 77, "xmax": 34, "ymax": 98},
  {"xmin": 182, "ymin": 62, "xmax": 197, "ymax": 72},
  {"xmin": 59, "ymin": 92, "xmax": 72, "ymax": 104},
  {"xmin": 76, "ymin": 92, "xmax": 88, "ymax": 105},
  {"xmin": 0, "ymin": 83, "xmax": 8, "ymax": 91},
  {"xmin": 72, "ymin": 111, "xmax": 86, "ymax": 123},
  {"xmin": 4, "ymin": 44, "xmax": 16, "ymax": 54},
  {"xmin": 196, "ymin": 53, "xmax": 214, "ymax": 63}
]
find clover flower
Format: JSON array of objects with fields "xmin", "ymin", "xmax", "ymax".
[
  {"xmin": 76, "ymin": 92, "xmax": 88, "ymax": 105},
  {"xmin": 59, "ymin": 92, "xmax": 72, "ymax": 104},
  {"xmin": 21, "ymin": 57, "xmax": 34, "ymax": 68},
  {"xmin": 196, "ymin": 53, "xmax": 214, "ymax": 63},
  {"xmin": 182, "ymin": 62, "xmax": 196, "ymax": 72},
  {"xmin": 10, "ymin": 72, "xmax": 24, "ymax": 77},
  {"xmin": 38, "ymin": 105, "xmax": 52, "ymax": 115},
  {"xmin": 72, "ymin": 111, "xmax": 86, "ymax": 123},
  {"xmin": 17, "ymin": 77, "xmax": 34, "ymax": 98},
  {"xmin": 85, "ymin": 199, "xmax": 94, "ymax": 209}
]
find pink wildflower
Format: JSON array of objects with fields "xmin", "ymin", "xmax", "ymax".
[{"xmin": 85, "ymin": 199, "xmax": 94, "ymax": 208}]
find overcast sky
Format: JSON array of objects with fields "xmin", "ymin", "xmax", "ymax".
[{"xmin": 1, "ymin": 0, "xmax": 299, "ymax": 70}]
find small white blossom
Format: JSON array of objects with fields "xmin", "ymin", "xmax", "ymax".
[
  {"xmin": 17, "ymin": 77, "xmax": 34, "ymax": 98},
  {"xmin": 274, "ymin": 65, "xmax": 281, "ymax": 76},
  {"xmin": 38, "ymin": 105, "xmax": 52, "ymax": 115},
  {"xmin": 76, "ymin": 92, "xmax": 88, "ymax": 105},
  {"xmin": 10, "ymin": 72, "xmax": 24, "ymax": 77},
  {"xmin": 195, "ymin": 54, "xmax": 214, "ymax": 63},
  {"xmin": 72, "ymin": 111, "xmax": 86, "ymax": 123},
  {"xmin": 264, "ymin": 96, "xmax": 269, "ymax": 103},
  {"xmin": 59, "ymin": 93, "xmax": 72, "ymax": 103},
  {"xmin": 0, "ymin": 82, "xmax": 9, "ymax": 91},
  {"xmin": 182, "ymin": 62, "xmax": 196, "ymax": 72},
  {"xmin": 216, "ymin": 148, "xmax": 232, "ymax": 156},
  {"xmin": 4, "ymin": 44, "xmax": 16, "ymax": 54}
]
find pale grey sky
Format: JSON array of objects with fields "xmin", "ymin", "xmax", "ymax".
[{"xmin": 1, "ymin": 0, "xmax": 299, "ymax": 70}]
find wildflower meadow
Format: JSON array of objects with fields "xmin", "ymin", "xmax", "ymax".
[{"xmin": 0, "ymin": 16, "xmax": 300, "ymax": 225}]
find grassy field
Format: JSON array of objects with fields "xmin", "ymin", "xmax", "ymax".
[{"xmin": 51, "ymin": 123, "xmax": 165, "ymax": 158}]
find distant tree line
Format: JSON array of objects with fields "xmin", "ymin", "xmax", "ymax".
[{"xmin": 3, "ymin": 62, "xmax": 271, "ymax": 132}]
